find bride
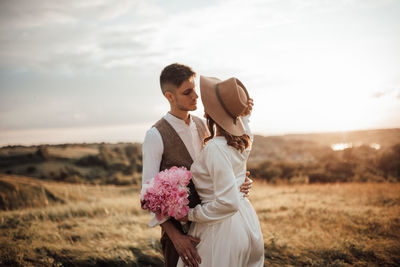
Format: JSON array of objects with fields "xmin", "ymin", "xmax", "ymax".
[{"xmin": 177, "ymin": 76, "xmax": 264, "ymax": 267}]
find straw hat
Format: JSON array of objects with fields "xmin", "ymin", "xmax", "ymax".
[{"xmin": 200, "ymin": 75, "xmax": 249, "ymax": 136}]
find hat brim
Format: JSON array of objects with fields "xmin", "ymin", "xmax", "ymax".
[{"xmin": 200, "ymin": 76, "xmax": 246, "ymax": 136}]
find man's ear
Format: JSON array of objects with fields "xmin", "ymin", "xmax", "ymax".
[{"xmin": 164, "ymin": 91, "xmax": 175, "ymax": 103}]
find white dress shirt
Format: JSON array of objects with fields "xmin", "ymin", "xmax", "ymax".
[
  {"xmin": 141, "ymin": 112, "xmax": 205, "ymax": 226},
  {"xmin": 142, "ymin": 112, "xmax": 205, "ymax": 187}
]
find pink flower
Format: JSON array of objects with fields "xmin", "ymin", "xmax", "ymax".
[{"xmin": 140, "ymin": 166, "xmax": 192, "ymax": 221}]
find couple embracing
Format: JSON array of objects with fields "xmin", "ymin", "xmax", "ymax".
[{"xmin": 142, "ymin": 63, "xmax": 264, "ymax": 267}]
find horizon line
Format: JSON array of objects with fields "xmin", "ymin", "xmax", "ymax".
[{"xmin": 1, "ymin": 126, "xmax": 399, "ymax": 148}]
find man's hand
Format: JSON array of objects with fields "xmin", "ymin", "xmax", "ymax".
[
  {"xmin": 161, "ymin": 221, "xmax": 201, "ymax": 267},
  {"xmin": 240, "ymin": 171, "xmax": 253, "ymax": 197},
  {"xmin": 172, "ymin": 233, "xmax": 201, "ymax": 267}
]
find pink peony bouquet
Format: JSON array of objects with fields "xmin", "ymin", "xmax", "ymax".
[{"xmin": 140, "ymin": 166, "xmax": 191, "ymax": 223}]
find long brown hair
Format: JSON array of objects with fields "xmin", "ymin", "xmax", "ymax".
[{"xmin": 203, "ymin": 114, "xmax": 251, "ymax": 152}]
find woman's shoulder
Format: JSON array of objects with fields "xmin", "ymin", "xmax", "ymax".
[
  {"xmin": 202, "ymin": 137, "xmax": 231, "ymax": 157},
  {"xmin": 203, "ymin": 137, "xmax": 227, "ymax": 150},
  {"xmin": 199, "ymin": 137, "xmax": 234, "ymax": 168}
]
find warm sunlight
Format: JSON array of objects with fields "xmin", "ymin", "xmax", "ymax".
[
  {"xmin": 1, "ymin": 0, "xmax": 399, "ymax": 145},
  {"xmin": 1, "ymin": 2, "xmax": 399, "ymax": 266}
]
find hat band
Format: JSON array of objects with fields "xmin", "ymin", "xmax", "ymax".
[{"xmin": 215, "ymin": 83, "xmax": 238, "ymax": 125}]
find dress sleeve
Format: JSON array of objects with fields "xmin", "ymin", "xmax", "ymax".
[{"xmin": 188, "ymin": 142, "xmax": 240, "ymax": 223}]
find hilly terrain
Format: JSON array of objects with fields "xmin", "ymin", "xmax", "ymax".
[
  {"xmin": 1, "ymin": 174, "xmax": 399, "ymax": 266},
  {"xmin": 0, "ymin": 143, "xmax": 143, "ymax": 186},
  {"xmin": 0, "ymin": 128, "xmax": 399, "ymax": 185},
  {"xmin": 0, "ymin": 128, "xmax": 399, "ymax": 266}
]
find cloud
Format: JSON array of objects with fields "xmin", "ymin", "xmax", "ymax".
[
  {"xmin": 0, "ymin": 0, "xmax": 320, "ymax": 72},
  {"xmin": 372, "ymin": 90, "xmax": 390, "ymax": 98},
  {"xmin": 0, "ymin": 0, "xmax": 136, "ymax": 29},
  {"xmin": 1, "ymin": 0, "xmax": 395, "ymax": 72},
  {"xmin": 0, "ymin": 1, "xmax": 76, "ymax": 29},
  {"xmin": 1, "ymin": 0, "xmax": 400, "ymax": 144},
  {"xmin": 0, "ymin": 0, "xmax": 161, "ymax": 71},
  {"xmin": 372, "ymin": 87, "xmax": 400, "ymax": 99}
]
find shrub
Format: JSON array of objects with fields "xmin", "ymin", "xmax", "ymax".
[
  {"xmin": 26, "ymin": 166, "xmax": 36, "ymax": 174},
  {"xmin": 378, "ymin": 143, "xmax": 400, "ymax": 178},
  {"xmin": 36, "ymin": 146, "xmax": 50, "ymax": 160},
  {"xmin": 77, "ymin": 155, "xmax": 106, "ymax": 168}
]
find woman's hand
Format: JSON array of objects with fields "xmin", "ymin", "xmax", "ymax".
[{"xmin": 241, "ymin": 98, "xmax": 254, "ymax": 117}]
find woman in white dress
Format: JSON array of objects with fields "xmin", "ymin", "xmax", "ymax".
[{"xmin": 177, "ymin": 76, "xmax": 264, "ymax": 267}]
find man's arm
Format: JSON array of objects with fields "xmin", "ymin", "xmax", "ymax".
[
  {"xmin": 141, "ymin": 127, "xmax": 201, "ymax": 267},
  {"xmin": 142, "ymin": 128, "xmax": 169, "ymax": 226},
  {"xmin": 142, "ymin": 128, "xmax": 163, "ymax": 186}
]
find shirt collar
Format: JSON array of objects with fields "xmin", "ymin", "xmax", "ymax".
[{"xmin": 165, "ymin": 112, "xmax": 192, "ymax": 126}]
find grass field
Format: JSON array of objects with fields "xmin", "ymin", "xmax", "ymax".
[{"xmin": 1, "ymin": 175, "xmax": 399, "ymax": 266}]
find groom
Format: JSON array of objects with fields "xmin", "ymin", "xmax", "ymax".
[{"xmin": 142, "ymin": 63, "xmax": 252, "ymax": 267}]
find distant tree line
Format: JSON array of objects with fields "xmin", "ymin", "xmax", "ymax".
[
  {"xmin": 0, "ymin": 143, "xmax": 143, "ymax": 185},
  {"xmin": 249, "ymin": 143, "xmax": 400, "ymax": 183},
  {"xmin": 1, "ymin": 140, "xmax": 399, "ymax": 185}
]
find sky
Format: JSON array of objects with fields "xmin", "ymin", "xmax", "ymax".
[{"xmin": 0, "ymin": 0, "xmax": 399, "ymax": 146}]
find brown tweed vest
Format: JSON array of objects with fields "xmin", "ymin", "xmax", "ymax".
[
  {"xmin": 153, "ymin": 115, "xmax": 208, "ymax": 209},
  {"xmin": 154, "ymin": 115, "xmax": 208, "ymax": 267}
]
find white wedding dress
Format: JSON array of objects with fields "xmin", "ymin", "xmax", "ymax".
[{"xmin": 177, "ymin": 118, "xmax": 264, "ymax": 267}]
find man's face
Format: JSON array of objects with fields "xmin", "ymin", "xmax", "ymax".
[{"xmin": 172, "ymin": 78, "xmax": 198, "ymax": 111}]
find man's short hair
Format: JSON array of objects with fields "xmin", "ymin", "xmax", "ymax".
[{"xmin": 160, "ymin": 63, "xmax": 196, "ymax": 94}]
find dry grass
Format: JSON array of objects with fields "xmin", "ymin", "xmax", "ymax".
[
  {"xmin": 1, "ymin": 176, "xmax": 399, "ymax": 266},
  {"xmin": 0, "ymin": 175, "xmax": 162, "ymax": 266},
  {"xmin": 253, "ymin": 182, "xmax": 400, "ymax": 266}
]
